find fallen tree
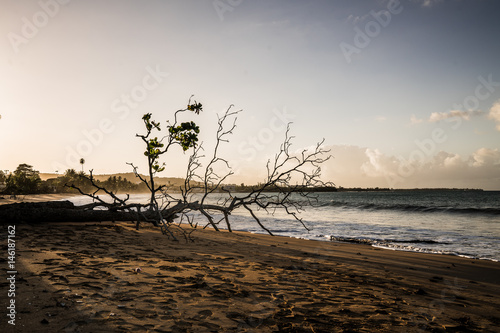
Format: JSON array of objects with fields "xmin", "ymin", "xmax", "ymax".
[
  {"xmin": 0, "ymin": 200, "xmax": 146, "ymax": 223},
  {"xmin": 1, "ymin": 98, "xmax": 333, "ymax": 240},
  {"xmin": 0, "ymin": 199, "xmax": 187, "ymax": 225}
]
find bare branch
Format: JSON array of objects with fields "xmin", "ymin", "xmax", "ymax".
[{"xmin": 62, "ymin": 98, "xmax": 334, "ymax": 240}]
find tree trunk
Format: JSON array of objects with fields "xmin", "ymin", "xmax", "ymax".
[{"xmin": 0, "ymin": 201, "xmax": 174, "ymax": 224}]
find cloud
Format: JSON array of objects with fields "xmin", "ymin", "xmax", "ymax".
[
  {"xmin": 230, "ymin": 143, "xmax": 500, "ymax": 190},
  {"xmin": 416, "ymin": 0, "xmax": 443, "ymax": 7},
  {"xmin": 411, "ymin": 110, "xmax": 484, "ymax": 125},
  {"xmin": 488, "ymin": 100, "xmax": 500, "ymax": 131},
  {"xmin": 410, "ymin": 114, "xmax": 424, "ymax": 124},
  {"xmin": 319, "ymin": 145, "xmax": 500, "ymax": 190},
  {"xmin": 361, "ymin": 148, "xmax": 398, "ymax": 178},
  {"xmin": 470, "ymin": 148, "xmax": 500, "ymax": 167},
  {"xmin": 346, "ymin": 14, "xmax": 370, "ymax": 25},
  {"xmin": 428, "ymin": 110, "xmax": 484, "ymax": 122},
  {"xmin": 430, "ymin": 151, "xmax": 462, "ymax": 168}
]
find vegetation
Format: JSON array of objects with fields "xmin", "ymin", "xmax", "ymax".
[
  {"xmin": 130, "ymin": 98, "xmax": 203, "ymax": 211},
  {"xmin": 0, "ymin": 170, "xmax": 6, "ymax": 185},
  {"xmin": 2, "ymin": 164, "xmax": 42, "ymax": 194},
  {"xmin": 0, "ymin": 167, "xmax": 141, "ymax": 195},
  {"xmin": 80, "ymin": 158, "xmax": 85, "ymax": 173}
]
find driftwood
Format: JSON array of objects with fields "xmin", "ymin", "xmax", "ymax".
[{"xmin": 0, "ymin": 200, "xmax": 175, "ymax": 224}]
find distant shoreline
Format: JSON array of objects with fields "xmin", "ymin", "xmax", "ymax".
[
  {"xmin": 335, "ymin": 187, "xmax": 485, "ymax": 192},
  {"xmin": 0, "ymin": 187, "xmax": 489, "ymax": 203}
]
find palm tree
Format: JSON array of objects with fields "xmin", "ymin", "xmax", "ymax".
[{"xmin": 80, "ymin": 158, "xmax": 85, "ymax": 173}]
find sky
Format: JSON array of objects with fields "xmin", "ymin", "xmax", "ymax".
[{"xmin": 1, "ymin": 0, "xmax": 500, "ymax": 189}]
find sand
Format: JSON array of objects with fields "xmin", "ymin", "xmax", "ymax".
[{"xmin": 1, "ymin": 220, "xmax": 499, "ymax": 332}]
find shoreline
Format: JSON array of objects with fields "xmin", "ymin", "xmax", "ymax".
[
  {"xmin": 246, "ymin": 232, "xmax": 500, "ymax": 263},
  {"xmin": 370, "ymin": 244, "xmax": 500, "ymax": 263},
  {"xmin": 1, "ymin": 220, "xmax": 499, "ymax": 332}
]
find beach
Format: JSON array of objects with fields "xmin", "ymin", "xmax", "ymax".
[{"xmin": 1, "ymin": 219, "xmax": 500, "ymax": 332}]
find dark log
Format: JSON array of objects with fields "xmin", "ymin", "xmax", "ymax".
[{"xmin": 0, "ymin": 201, "xmax": 174, "ymax": 224}]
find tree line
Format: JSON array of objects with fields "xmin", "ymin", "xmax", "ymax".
[{"xmin": 0, "ymin": 164, "xmax": 141, "ymax": 195}]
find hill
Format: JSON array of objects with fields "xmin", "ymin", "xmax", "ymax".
[{"xmin": 39, "ymin": 173, "xmax": 187, "ymax": 187}]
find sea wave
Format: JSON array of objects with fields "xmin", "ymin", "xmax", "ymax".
[
  {"xmin": 329, "ymin": 236, "xmax": 448, "ymax": 245},
  {"xmin": 323, "ymin": 201, "xmax": 500, "ymax": 215},
  {"xmin": 328, "ymin": 235, "xmax": 498, "ymax": 261}
]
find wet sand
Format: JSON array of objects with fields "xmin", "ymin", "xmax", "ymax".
[{"xmin": 1, "ymin": 221, "xmax": 499, "ymax": 332}]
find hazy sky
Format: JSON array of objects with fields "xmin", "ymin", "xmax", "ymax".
[{"xmin": 1, "ymin": 0, "xmax": 500, "ymax": 189}]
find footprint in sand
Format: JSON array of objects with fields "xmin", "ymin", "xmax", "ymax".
[{"xmin": 194, "ymin": 309, "xmax": 213, "ymax": 320}]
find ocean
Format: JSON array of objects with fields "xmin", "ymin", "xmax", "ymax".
[{"xmin": 67, "ymin": 190, "xmax": 500, "ymax": 262}]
